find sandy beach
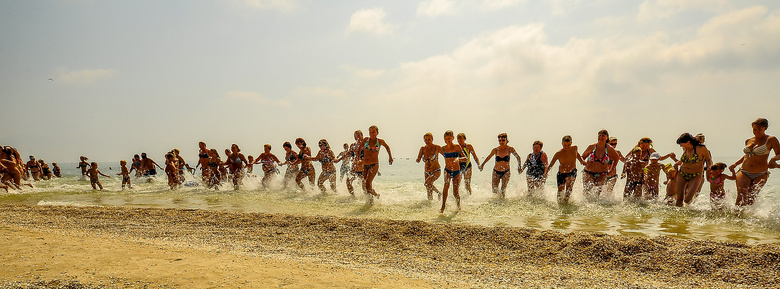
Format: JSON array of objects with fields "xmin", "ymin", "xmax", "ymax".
[{"xmin": 1, "ymin": 204, "xmax": 778, "ymax": 288}]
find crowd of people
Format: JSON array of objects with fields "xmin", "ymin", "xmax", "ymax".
[{"xmin": 2, "ymin": 120, "xmax": 779, "ymax": 213}]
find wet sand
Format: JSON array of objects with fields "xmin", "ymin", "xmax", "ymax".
[{"xmin": 1, "ymin": 204, "xmax": 778, "ymax": 288}]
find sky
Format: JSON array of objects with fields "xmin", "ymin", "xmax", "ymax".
[{"xmin": 1, "ymin": 0, "xmax": 779, "ymax": 164}]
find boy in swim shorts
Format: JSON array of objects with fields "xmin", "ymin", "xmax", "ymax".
[
  {"xmin": 87, "ymin": 162, "xmax": 110, "ymax": 190},
  {"xmin": 546, "ymin": 135, "xmax": 585, "ymax": 204},
  {"xmin": 117, "ymin": 160, "xmax": 132, "ymax": 189}
]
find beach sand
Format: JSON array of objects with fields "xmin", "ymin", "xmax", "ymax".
[{"xmin": 1, "ymin": 204, "xmax": 778, "ymax": 288}]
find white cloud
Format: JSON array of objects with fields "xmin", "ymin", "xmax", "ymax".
[
  {"xmin": 244, "ymin": 0, "xmax": 296, "ymax": 11},
  {"xmin": 549, "ymin": 0, "xmax": 581, "ymax": 16},
  {"xmin": 59, "ymin": 69, "xmax": 116, "ymax": 86},
  {"xmin": 638, "ymin": 0, "xmax": 727, "ymax": 21},
  {"xmin": 483, "ymin": 0, "xmax": 524, "ymax": 10},
  {"xmin": 294, "ymin": 86, "xmax": 347, "ymax": 99},
  {"xmin": 417, "ymin": 0, "xmax": 455, "ymax": 17},
  {"xmin": 347, "ymin": 8, "xmax": 392, "ymax": 35},
  {"xmin": 225, "ymin": 90, "xmax": 292, "ymax": 107}
]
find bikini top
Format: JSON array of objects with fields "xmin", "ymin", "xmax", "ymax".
[
  {"xmin": 364, "ymin": 139, "xmax": 380, "ymax": 152},
  {"xmin": 442, "ymin": 151, "xmax": 461, "ymax": 159},
  {"xmin": 424, "ymin": 150, "xmax": 438, "ymax": 162},
  {"xmin": 495, "ymin": 155, "xmax": 510, "ymax": 162},
  {"xmin": 321, "ymin": 153, "xmax": 333, "ymax": 163},
  {"xmin": 587, "ymin": 144, "xmax": 610, "ymax": 164},
  {"xmin": 744, "ymin": 143, "xmax": 770, "ymax": 156},
  {"xmin": 287, "ymin": 152, "xmax": 297, "ymax": 162},
  {"xmin": 680, "ymin": 149, "xmax": 701, "ymax": 164},
  {"xmin": 199, "ymin": 153, "xmax": 209, "ymax": 159},
  {"xmin": 462, "ymin": 147, "xmax": 471, "ymax": 165}
]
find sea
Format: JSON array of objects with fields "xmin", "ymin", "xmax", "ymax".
[{"xmin": 2, "ymin": 157, "xmax": 779, "ymax": 245}]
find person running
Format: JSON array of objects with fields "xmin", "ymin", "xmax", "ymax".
[
  {"xmin": 622, "ymin": 138, "xmax": 657, "ymax": 200},
  {"xmin": 312, "ymin": 139, "xmax": 338, "ymax": 194},
  {"xmin": 416, "ymin": 132, "xmax": 442, "ymax": 201},
  {"xmin": 225, "ymin": 144, "xmax": 248, "ymax": 190},
  {"xmin": 164, "ymin": 153, "xmax": 180, "ymax": 189},
  {"xmin": 140, "ymin": 152, "xmax": 163, "ymax": 177},
  {"xmin": 130, "ymin": 154, "xmax": 143, "ymax": 178},
  {"xmin": 335, "ymin": 143, "xmax": 352, "ymax": 181},
  {"xmin": 39, "ymin": 160, "xmax": 52, "ymax": 180},
  {"xmin": 346, "ymin": 131, "xmax": 365, "ymax": 196},
  {"xmin": 479, "ymin": 133, "xmax": 522, "ymax": 199},
  {"xmin": 195, "ymin": 141, "xmax": 211, "ymax": 183},
  {"xmin": 256, "ymin": 144, "xmax": 281, "ymax": 189},
  {"xmin": 51, "ymin": 162, "xmax": 61, "ymax": 178},
  {"xmin": 77, "ymin": 156, "xmax": 90, "ymax": 179},
  {"xmin": 359, "ymin": 125, "xmax": 393, "ymax": 203},
  {"xmin": 522, "ymin": 141, "xmax": 548, "ymax": 195},
  {"xmin": 206, "ymin": 149, "xmax": 223, "ymax": 189},
  {"xmin": 456, "ymin": 133, "xmax": 480, "ymax": 195},
  {"xmin": 439, "ymin": 131, "xmax": 465, "ymax": 213},
  {"xmin": 674, "ymin": 133, "xmax": 712, "ymax": 207},
  {"xmin": 729, "ymin": 118, "xmax": 780, "ymax": 207},
  {"xmin": 280, "ymin": 142, "xmax": 299, "ymax": 189},
  {"xmin": 581, "ymin": 130, "xmax": 620, "ymax": 198},
  {"xmin": 605, "ymin": 137, "xmax": 624, "ymax": 194},
  {"xmin": 117, "ymin": 160, "xmax": 132, "ymax": 189},
  {"xmin": 86, "ymin": 162, "xmax": 111, "ymax": 190},
  {"xmin": 26, "ymin": 156, "xmax": 41, "ymax": 181},
  {"xmin": 295, "ymin": 138, "xmax": 316, "ymax": 191},
  {"xmin": 707, "ymin": 162, "xmax": 735, "ymax": 210},
  {"xmin": 545, "ymin": 135, "xmax": 585, "ymax": 204}
]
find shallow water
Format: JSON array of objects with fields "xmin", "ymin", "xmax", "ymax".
[{"xmin": 2, "ymin": 159, "xmax": 779, "ymax": 244}]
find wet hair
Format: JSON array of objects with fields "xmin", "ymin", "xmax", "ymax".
[
  {"xmin": 533, "ymin": 141, "xmax": 543, "ymax": 149},
  {"xmin": 283, "ymin": 142, "xmax": 292, "ymax": 149},
  {"xmin": 319, "ymin": 139, "xmax": 330, "ymax": 150},
  {"xmin": 676, "ymin": 133, "xmax": 700, "ymax": 146},
  {"xmin": 752, "ymin": 118, "xmax": 769, "ymax": 128},
  {"xmin": 457, "ymin": 133, "xmax": 466, "ymax": 140},
  {"xmin": 598, "ymin": 129, "xmax": 609, "ymax": 137},
  {"xmin": 711, "ymin": 162, "xmax": 727, "ymax": 171},
  {"xmin": 264, "ymin": 144, "xmax": 272, "ymax": 150},
  {"xmin": 562, "ymin": 135, "xmax": 572, "ymax": 143},
  {"xmin": 444, "ymin": 130, "xmax": 454, "ymax": 138},
  {"xmin": 295, "ymin": 138, "xmax": 307, "ymax": 147}
]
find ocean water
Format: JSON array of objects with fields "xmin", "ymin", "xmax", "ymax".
[{"xmin": 2, "ymin": 158, "xmax": 779, "ymax": 244}]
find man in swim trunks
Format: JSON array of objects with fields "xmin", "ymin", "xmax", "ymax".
[{"xmin": 545, "ymin": 135, "xmax": 585, "ymax": 204}]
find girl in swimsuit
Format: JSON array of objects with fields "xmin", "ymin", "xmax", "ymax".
[
  {"xmin": 346, "ymin": 131, "xmax": 365, "ymax": 196},
  {"xmin": 729, "ymin": 118, "xmax": 780, "ymax": 207},
  {"xmin": 335, "ymin": 143, "xmax": 352, "ymax": 181},
  {"xmin": 256, "ymin": 144, "xmax": 281, "ymax": 189},
  {"xmin": 439, "ymin": 131, "xmax": 465, "ymax": 213},
  {"xmin": 605, "ymin": 137, "xmax": 625, "ymax": 194},
  {"xmin": 457, "ymin": 133, "xmax": 480, "ymax": 195},
  {"xmin": 581, "ymin": 130, "xmax": 621, "ymax": 199},
  {"xmin": 359, "ymin": 125, "xmax": 393, "ymax": 203},
  {"xmin": 416, "ymin": 132, "xmax": 442, "ymax": 201},
  {"xmin": 295, "ymin": 138, "xmax": 316, "ymax": 191},
  {"xmin": 77, "ymin": 156, "xmax": 90, "ymax": 179},
  {"xmin": 706, "ymin": 162, "xmax": 735, "ymax": 210},
  {"xmin": 546, "ymin": 135, "xmax": 585, "ymax": 204},
  {"xmin": 314, "ymin": 139, "xmax": 338, "ymax": 194},
  {"xmin": 479, "ymin": 133, "xmax": 522, "ymax": 199},
  {"xmin": 280, "ymin": 142, "xmax": 299, "ymax": 190},
  {"xmin": 674, "ymin": 133, "xmax": 712, "ymax": 207},
  {"xmin": 522, "ymin": 141, "xmax": 548, "ymax": 195},
  {"xmin": 206, "ymin": 149, "xmax": 222, "ymax": 189}
]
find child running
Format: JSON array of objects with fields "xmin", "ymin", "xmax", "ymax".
[
  {"xmin": 87, "ymin": 162, "xmax": 110, "ymax": 190},
  {"xmin": 707, "ymin": 162, "xmax": 736, "ymax": 210},
  {"xmin": 642, "ymin": 152, "xmax": 665, "ymax": 200},
  {"xmin": 256, "ymin": 144, "xmax": 281, "ymax": 189},
  {"xmin": 117, "ymin": 160, "xmax": 132, "ymax": 189},
  {"xmin": 545, "ymin": 135, "xmax": 585, "ymax": 204},
  {"xmin": 77, "ymin": 156, "xmax": 90, "ymax": 179},
  {"xmin": 165, "ymin": 153, "xmax": 180, "ymax": 189},
  {"xmin": 416, "ymin": 132, "xmax": 442, "ymax": 201}
]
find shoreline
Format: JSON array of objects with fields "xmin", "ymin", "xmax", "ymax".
[{"xmin": 1, "ymin": 204, "xmax": 778, "ymax": 288}]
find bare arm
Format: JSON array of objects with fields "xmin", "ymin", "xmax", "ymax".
[
  {"xmin": 416, "ymin": 147, "xmax": 424, "ymax": 163},
  {"xmin": 381, "ymin": 139, "xmax": 393, "ymax": 165},
  {"xmin": 480, "ymin": 148, "xmax": 497, "ymax": 170},
  {"xmin": 545, "ymin": 152, "xmax": 559, "ymax": 176},
  {"xmin": 468, "ymin": 144, "xmax": 480, "ymax": 167}
]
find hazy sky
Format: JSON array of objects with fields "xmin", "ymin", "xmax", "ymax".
[{"xmin": 2, "ymin": 0, "xmax": 779, "ymax": 164}]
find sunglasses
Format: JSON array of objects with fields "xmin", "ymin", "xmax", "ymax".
[{"xmin": 610, "ymin": 142, "xmax": 617, "ymax": 146}]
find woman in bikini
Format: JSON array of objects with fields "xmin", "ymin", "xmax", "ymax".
[
  {"xmin": 359, "ymin": 125, "xmax": 393, "ymax": 203},
  {"xmin": 206, "ymin": 149, "xmax": 222, "ymax": 189},
  {"xmin": 522, "ymin": 140, "xmax": 548, "ymax": 195},
  {"xmin": 225, "ymin": 144, "xmax": 248, "ymax": 190},
  {"xmin": 256, "ymin": 144, "xmax": 281, "ymax": 189},
  {"xmin": 729, "ymin": 118, "xmax": 780, "ymax": 207},
  {"xmin": 581, "ymin": 130, "xmax": 621, "ymax": 198},
  {"xmin": 674, "ymin": 133, "xmax": 712, "ymax": 207},
  {"xmin": 26, "ymin": 156, "xmax": 41, "ymax": 181},
  {"xmin": 195, "ymin": 142, "xmax": 211, "ymax": 182},
  {"xmin": 280, "ymin": 142, "xmax": 299, "ymax": 189},
  {"xmin": 456, "ymin": 133, "xmax": 480, "ymax": 195},
  {"xmin": 313, "ymin": 139, "xmax": 338, "ymax": 194},
  {"xmin": 294, "ymin": 138, "xmax": 316, "ymax": 191},
  {"xmin": 479, "ymin": 133, "xmax": 522, "ymax": 199},
  {"xmin": 439, "ymin": 130, "xmax": 465, "ymax": 213},
  {"xmin": 605, "ymin": 137, "xmax": 625, "ymax": 194},
  {"xmin": 416, "ymin": 132, "xmax": 442, "ymax": 201}
]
